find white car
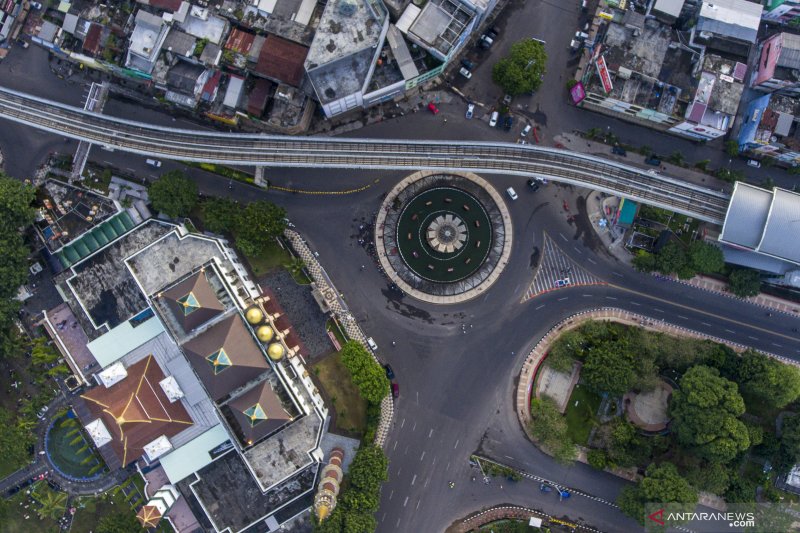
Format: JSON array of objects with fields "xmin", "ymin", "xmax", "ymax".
[
  {"xmin": 367, "ymin": 337, "xmax": 378, "ymax": 352},
  {"xmin": 489, "ymin": 111, "xmax": 499, "ymax": 127},
  {"xmin": 521, "ymin": 124, "xmax": 532, "ymax": 137},
  {"xmin": 506, "ymin": 187, "xmax": 518, "ymax": 201},
  {"xmin": 747, "ymin": 159, "xmax": 761, "ymax": 168},
  {"xmin": 146, "ymin": 158, "xmax": 162, "ymax": 168},
  {"xmin": 459, "ymin": 67, "xmax": 472, "ymax": 79},
  {"xmin": 465, "ymin": 103, "xmax": 475, "ymax": 119}
]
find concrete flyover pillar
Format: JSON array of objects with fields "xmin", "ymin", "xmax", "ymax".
[{"xmin": 255, "ymin": 166, "xmax": 267, "ymax": 188}]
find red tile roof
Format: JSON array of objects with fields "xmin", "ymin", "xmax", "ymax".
[
  {"xmin": 254, "ymin": 35, "xmax": 308, "ymax": 88},
  {"xmin": 247, "ymin": 78, "xmax": 273, "ymax": 116},
  {"xmin": 82, "ymin": 23, "xmax": 103, "ymax": 56},
  {"xmin": 225, "ymin": 28, "xmax": 255, "ymax": 55},
  {"xmin": 147, "ymin": 0, "xmax": 183, "ymax": 11},
  {"xmin": 81, "ymin": 355, "xmax": 193, "ymax": 465}
]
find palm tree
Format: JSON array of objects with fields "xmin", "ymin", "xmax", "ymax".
[
  {"xmin": 284, "ymin": 257, "xmax": 306, "ymax": 279},
  {"xmin": 35, "ymin": 489, "xmax": 66, "ymax": 520}
]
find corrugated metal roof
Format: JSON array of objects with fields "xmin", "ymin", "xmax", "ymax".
[
  {"xmin": 87, "ymin": 314, "xmax": 166, "ymax": 368},
  {"xmin": 654, "ymin": 0, "xmax": 684, "ymax": 17},
  {"xmin": 721, "ymin": 244, "xmax": 795, "ymax": 274},
  {"xmin": 160, "ymin": 424, "xmax": 229, "ymax": 484},
  {"xmin": 778, "ymin": 33, "xmax": 800, "ymax": 70},
  {"xmin": 698, "ymin": 0, "xmax": 762, "ymax": 43},
  {"xmin": 396, "ymin": 4, "xmax": 421, "ymax": 34},
  {"xmin": 758, "ymin": 187, "xmax": 800, "ymax": 264},
  {"xmin": 719, "ymin": 182, "xmax": 773, "ymax": 249},
  {"xmin": 775, "ymin": 111, "xmax": 794, "ymax": 136},
  {"xmin": 386, "ymin": 25, "xmax": 419, "ymax": 80}
]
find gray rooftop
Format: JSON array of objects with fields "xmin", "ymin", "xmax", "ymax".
[
  {"xmin": 408, "ymin": 0, "xmax": 474, "ymax": 57},
  {"xmin": 653, "ymin": 0, "xmax": 684, "ymax": 17},
  {"xmin": 719, "ymin": 182, "xmax": 773, "ymax": 249},
  {"xmin": 778, "ymin": 33, "xmax": 800, "ymax": 70},
  {"xmin": 180, "ymin": 451, "xmax": 319, "ymax": 533},
  {"xmin": 721, "ymin": 244, "xmax": 796, "ymax": 275},
  {"xmin": 386, "ymin": 24, "xmax": 418, "ymax": 80},
  {"xmin": 758, "ymin": 188, "xmax": 800, "ymax": 265},
  {"xmin": 307, "ymin": 48, "xmax": 376, "ymax": 103},
  {"xmin": 163, "ymin": 29, "xmax": 197, "ymax": 57},
  {"xmin": 305, "ymin": 0, "xmax": 386, "ymax": 68},
  {"xmin": 697, "ymin": 0, "xmax": 762, "ymax": 44}
]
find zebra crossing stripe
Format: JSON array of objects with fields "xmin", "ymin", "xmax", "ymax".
[{"xmin": 523, "ymin": 233, "xmax": 604, "ymax": 302}]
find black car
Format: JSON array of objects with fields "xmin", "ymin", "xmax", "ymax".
[
  {"xmin": 527, "ymin": 179, "xmax": 540, "ymax": 191},
  {"xmin": 611, "ymin": 145, "xmax": 627, "ymax": 156},
  {"xmin": 384, "ymin": 364, "xmax": 395, "ymax": 380},
  {"xmin": 487, "ymin": 26, "xmax": 500, "ymax": 39},
  {"xmin": 503, "ymin": 115, "xmax": 513, "ymax": 131},
  {"xmin": 461, "ymin": 58, "xmax": 475, "ymax": 70}
]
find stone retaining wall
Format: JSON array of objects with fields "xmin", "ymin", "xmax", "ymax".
[{"xmin": 284, "ymin": 229, "xmax": 393, "ymax": 447}]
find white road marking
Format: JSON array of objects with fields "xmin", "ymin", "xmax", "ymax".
[
  {"xmin": 389, "ymin": 490, "xmax": 394, "ymax": 500},
  {"xmin": 411, "ymin": 474, "xmax": 417, "ymax": 486},
  {"xmin": 612, "ymin": 271, "xmax": 623, "ymax": 278},
  {"xmin": 725, "ymin": 329, "xmax": 735, "ymax": 333},
  {"xmin": 748, "ymin": 336, "xmax": 759, "ymax": 340},
  {"xmin": 403, "ymin": 496, "xmax": 409, "ymax": 507},
  {"xmin": 412, "ymin": 422, "xmax": 417, "ymax": 431},
  {"xmin": 773, "ymin": 343, "xmax": 783, "ymax": 348},
  {"xmin": 397, "ymin": 467, "xmax": 402, "ymax": 475},
  {"xmin": 559, "ymin": 233, "xmax": 568, "ymax": 242},
  {"xmin": 630, "ymin": 301, "xmax": 641, "ymax": 306},
  {"xmin": 396, "ymin": 518, "xmax": 401, "ymax": 528},
  {"xmin": 446, "ymin": 461, "xmax": 450, "ymax": 471},
  {"xmin": 382, "ymin": 513, "xmax": 386, "ymax": 523},
  {"xmin": 587, "ymin": 257, "xmax": 597, "ymax": 265},
  {"xmin": 454, "ymin": 439, "xmax": 459, "ymax": 449},
  {"xmin": 432, "ymin": 457, "xmax": 437, "ymax": 466},
  {"xmin": 702, "ymin": 322, "xmax": 712, "ymax": 327},
  {"xmin": 416, "ymin": 500, "xmax": 421, "ymax": 510},
  {"xmin": 654, "ymin": 308, "xmax": 665, "ymax": 313},
  {"xmin": 558, "ymin": 297, "xmax": 568, "ymax": 301},
  {"xmin": 573, "ymin": 246, "xmax": 583, "ymax": 254},
  {"xmin": 401, "ymin": 418, "xmax": 405, "ymax": 429},
  {"xmin": 428, "ymin": 429, "xmax": 434, "ymax": 438},
  {"xmin": 605, "ymin": 296, "xmax": 617, "ymax": 300},
  {"xmin": 420, "ymin": 452, "xmax": 425, "ymax": 461},
  {"xmin": 504, "ymin": 455, "xmax": 514, "ymax": 460},
  {"xmin": 393, "ymin": 441, "xmax": 398, "ymax": 451},
  {"xmin": 678, "ymin": 315, "xmax": 688, "ymax": 320},
  {"xmin": 535, "ymin": 304, "xmax": 546, "ymax": 310},
  {"xmin": 582, "ymin": 294, "xmax": 592, "ymax": 297},
  {"xmin": 424, "ymin": 477, "xmax": 430, "ymax": 488}
]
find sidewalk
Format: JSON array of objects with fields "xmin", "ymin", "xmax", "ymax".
[
  {"xmin": 584, "ymin": 189, "xmax": 634, "ymax": 265},
  {"xmin": 678, "ymin": 275, "xmax": 800, "ymax": 317}
]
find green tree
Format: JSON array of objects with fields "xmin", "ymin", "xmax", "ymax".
[
  {"xmin": 0, "ymin": 177, "xmax": 36, "ymax": 229},
  {"xmin": 725, "ymin": 140, "xmax": 740, "ymax": 157},
  {"xmin": 546, "ymin": 329, "xmax": 585, "ymax": 372},
  {"xmin": 738, "ymin": 350, "xmax": 800, "ymax": 408},
  {"xmin": 587, "ymin": 449, "xmax": 609, "ymax": 470},
  {"xmin": 684, "ymin": 461, "xmax": 730, "ymax": 495},
  {"xmin": 201, "ymin": 197, "xmax": 239, "ymax": 234},
  {"xmin": 492, "ymin": 39, "xmax": 547, "ymax": 95},
  {"xmin": 688, "ymin": 241, "xmax": 724, "ymax": 273},
  {"xmin": 728, "ymin": 269, "xmax": 761, "ymax": 297},
  {"xmin": 582, "ymin": 343, "xmax": 636, "ymax": 396},
  {"xmin": 340, "ymin": 489, "xmax": 379, "ymax": 513},
  {"xmin": 96, "ymin": 510, "xmax": 141, "ymax": 533},
  {"xmin": 31, "ymin": 337, "xmax": 58, "ymax": 366},
  {"xmin": 347, "ymin": 445, "xmax": 389, "ymax": 493},
  {"xmin": 774, "ymin": 414, "xmax": 800, "ymax": 473},
  {"xmin": 284, "ymin": 257, "xmax": 306, "ymax": 278},
  {"xmin": 528, "ymin": 396, "xmax": 576, "ymax": 462},
  {"xmin": 234, "ymin": 201, "xmax": 287, "ymax": 257},
  {"xmin": 148, "ymin": 170, "xmax": 198, "ymax": 218},
  {"xmin": 33, "ymin": 487, "xmax": 66, "ymax": 520},
  {"xmin": 617, "ymin": 462, "xmax": 698, "ymax": 525},
  {"xmin": 0, "ymin": 407, "xmax": 34, "ymax": 474},
  {"xmin": 339, "ymin": 341, "xmax": 390, "ymax": 404},
  {"xmin": 631, "ymin": 250, "xmax": 657, "ymax": 272},
  {"xmin": 656, "ymin": 241, "xmax": 689, "ymax": 276},
  {"xmin": 342, "ymin": 512, "xmax": 377, "ymax": 533},
  {"xmin": 670, "ymin": 365, "xmax": 749, "ymax": 463}
]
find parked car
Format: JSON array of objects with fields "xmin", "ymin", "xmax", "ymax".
[
  {"xmin": 644, "ymin": 155, "xmax": 661, "ymax": 166},
  {"xmin": 570, "ymin": 39, "xmax": 582, "ymax": 51},
  {"xmin": 461, "ymin": 59, "xmax": 475, "ymax": 70},
  {"xmin": 506, "ymin": 187, "xmax": 518, "ymax": 200},
  {"xmin": 367, "ymin": 337, "xmax": 378, "ymax": 352},
  {"xmin": 521, "ymin": 124, "xmax": 532, "ymax": 137},
  {"xmin": 479, "ymin": 35, "xmax": 494, "ymax": 49},
  {"xmin": 427, "ymin": 102, "xmax": 439, "ymax": 114},
  {"xmin": 459, "ymin": 67, "xmax": 472, "ymax": 79},
  {"xmin": 384, "ymin": 364, "xmax": 395, "ymax": 380},
  {"xmin": 391, "ymin": 382, "xmax": 400, "ymax": 399},
  {"xmin": 30, "ymin": 1, "xmax": 42, "ymax": 9},
  {"xmin": 502, "ymin": 115, "xmax": 513, "ymax": 131},
  {"xmin": 575, "ymin": 31, "xmax": 589, "ymax": 40},
  {"xmin": 611, "ymin": 145, "xmax": 627, "ymax": 156},
  {"xmin": 489, "ymin": 111, "xmax": 499, "ymax": 127},
  {"xmin": 502, "ymin": 94, "xmax": 513, "ymax": 106},
  {"xmin": 465, "ymin": 103, "xmax": 475, "ymax": 119},
  {"xmin": 747, "ymin": 159, "xmax": 761, "ymax": 168},
  {"xmin": 146, "ymin": 158, "xmax": 162, "ymax": 168},
  {"xmin": 487, "ymin": 27, "xmax": 500, "ymax": 39},
  {"xmin": 527, "ymin": 179, "xmax": 540, "ymax": 191}
]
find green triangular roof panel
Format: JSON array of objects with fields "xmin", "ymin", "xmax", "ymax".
[
  {"xmin": 243, "ymin": 403, "xmax": 268, "ymax": 426},
  {"xmin": 206, "ymin": 348, "xmax": 232, "ymax": 375}
]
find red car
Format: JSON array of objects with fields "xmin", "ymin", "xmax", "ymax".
[
  {"xmin": 427, "ymin": 102, "xmax": 439, "ymax": 114},
  {"xmin": 391, "ymin": 382, "xmax": 400, "ymax": 399}
]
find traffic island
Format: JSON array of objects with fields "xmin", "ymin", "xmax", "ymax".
[{"xmin": 376, "ymin": 170, "xmax": 513, "ymax": 304}]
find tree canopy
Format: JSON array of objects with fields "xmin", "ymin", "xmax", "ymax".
[
  {"xmin": 774, "ymin": 415, "xmax": 800, "ymax": 474},
  {"xmin": 617, "ymin": 462, "xmax": 698, "ymax": 524},
  {"xmin": 96, "ymin": 510, "xmax": 141, "ymax": 533},
  {"xmin": 201, "ymin": 197, "xmax": 239, "ymax": 234},
  {"xmin": 339, "ymin": 341, "xmax": 390, "ymax": 404},
  {"xmin": 528, "ymin": 395, "xmax": 576, "ymax": 463},
  {"xmin": 148, "ymin": 170, "xmax": 198, "ymax": 218},
  {"xmin": 738, "ymin": 350, "xmax": 800, "ymax": 408},
  {"xmin": 492, "ymin": 39, "xmax": 547, "ymax": 96},
  {"xmin": 670, "ymin": 365, "xmax": 749, "ymax": 463},
  {"xmin": 581, "ymin": 342, "xmax": 637, "ymax": 396},
  {"xmin": 0, "ymin": 177, "xmax": 36, "ymax": 229},
  {"xmin": 687, "ymin": 241, "xmax": 724, "ymax": 273},
  {"xmin": 728, "ymin": 269, "xmax": 761, "ymax": 298},
  {"xmin": 234, "ymin": 200, "xmax": 287, "ymax": 257}
]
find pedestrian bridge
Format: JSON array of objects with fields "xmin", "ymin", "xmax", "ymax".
[{"xmin": 0, "ymin": 85, "xmax": 730, "ymax": 224}]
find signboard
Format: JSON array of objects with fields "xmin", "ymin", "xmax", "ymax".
[
  {"xmin": 596, "ymin": 55, "xmax": 613, "ymax": 94},
  {"xmin": 570, "ymin": 81, "xmax": 586, "ymax": 104}
]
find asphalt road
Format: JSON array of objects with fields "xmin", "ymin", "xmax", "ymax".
[{"xmin": 2, "ymin": 14, "xmax": 800, "ymax": 533}]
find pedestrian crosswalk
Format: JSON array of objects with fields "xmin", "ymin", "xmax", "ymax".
[{"xmin": 523, "ymin": 233, "xmax": 604, "ymax": 301}]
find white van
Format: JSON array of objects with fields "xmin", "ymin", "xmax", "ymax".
[
  {"xmin": 489, "ymin": 111, "xmax": 499, "ymax": 127},
  {"xmin": 146, "ymin": 158, "xmax": 162, "ymax": 168},
  {"xmin": 367, "ymin": 337, "xmax": 378, "ymax": 352},
  {"xmin": 506, "ymin": 187, "xmax": 518, "ymax": 200}
]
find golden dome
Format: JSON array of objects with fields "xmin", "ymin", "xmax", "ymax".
[
  {"xmin": 245, "ymin": 306, "xmax": 264, "ymax": 325},
  {"xmin": 267, "ymin": 342, "xmax": 285, "ymax": 361},
  {"xmin": 316, "ymin": 504, "xmax": 330, "ymax": 521},
  {"xmin": 256, "ymin": 325, "xmax": 274, "ymax": 343}
]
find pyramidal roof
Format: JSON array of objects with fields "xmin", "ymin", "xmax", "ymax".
[
  {"xmin": 182, "ymin": 315, "xmax": 270, "ymax": 402},
  {"xmin": 228, "ymin": 380, "xmax": 292, "ymax": 445},
  {"xmin": 162, "ymin": 270, "xmax": 225, "ymax": 332},
  {"xmin": 136, "ymin": 504, "xmax": 163, "ymax": 528},
  {"xmin": 80, "ymin": 355, "xmax": 194, "ymax": 465}
]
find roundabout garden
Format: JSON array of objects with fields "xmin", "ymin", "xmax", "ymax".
[
  {"xmin": 377, "ymin": 171, "xmax": 512, "ymax": 304},
  {"xmin": 46, "ymin": 410, "xmax": 106, "ymax": 481}
]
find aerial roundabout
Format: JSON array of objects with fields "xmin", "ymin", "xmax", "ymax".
[{"xmin": 376, "ymin": 171, "xmax": 513, "ymax": 304}]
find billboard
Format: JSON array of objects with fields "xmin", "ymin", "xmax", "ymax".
[
  {"xmin": 570, "ymin": 82, "xmax": 586, "ymax": 104},
  {"xmin": 596, "ymin": 55, "xmax": 613, "ymax": 93}
]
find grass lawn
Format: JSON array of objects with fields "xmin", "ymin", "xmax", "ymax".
[
  {"xmin": 312, "ymin": 353, "xmax": 367, "ymax": 435},
  {"xmin": 1, "ymin": 489, "xmax": 59, "ymax": 533},
  {"xmin": 71, "ymin": 485, "xmax": 137, "ymax": 533},
  {"xmin": 564, "ymin": 384, "xmax": 602, "ymax": 445},
  {"xmin": 245, "ymin": 240, "xmax": 291, "ymax": 277},
  {"xmin": 326, "ymin": 318, "xmax": 348, "ymax": 347}
]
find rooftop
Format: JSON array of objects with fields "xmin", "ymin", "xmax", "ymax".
[
  {"xmin": 697, "ymin": 0, "xmax": 762, "ymax": 43},
  {"xmin": 163, "ymin": 28, "xmax": 196, "ymax": 57},
  {"xmin": 222, "ymin": 378, "xmax": 296, "ymax": 447},
  {"xmin": 305, "ymin": 0, "xmax": 386, "ymax": 68},
  {"xmin": 179, "ymin": 451, "xmax": 319, "ymax": 533},
  {"xmin": 129, "ymin": 10, "xmax": 168, "ymax": 60},
  {"xmin": 255, "ymin": 34, "xmax": 309, "ymax": 87},
  {"xmin": 64, "ymin": 220, "xmax": 172, "ymax": 330},
  {"xmin": 407, "ymin": 0, "xmax": 473, "ymax": 58},
  {"xmin": 80, "ymin": 354, "xmax": 194, "ymax": 466},
  {"xmin": 160, "ymin": 269, "xmax": 226, "ymax": 336},
  {"xmin": 179, "ymin": 10, "xmax": 227, "ymax": 45}
]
